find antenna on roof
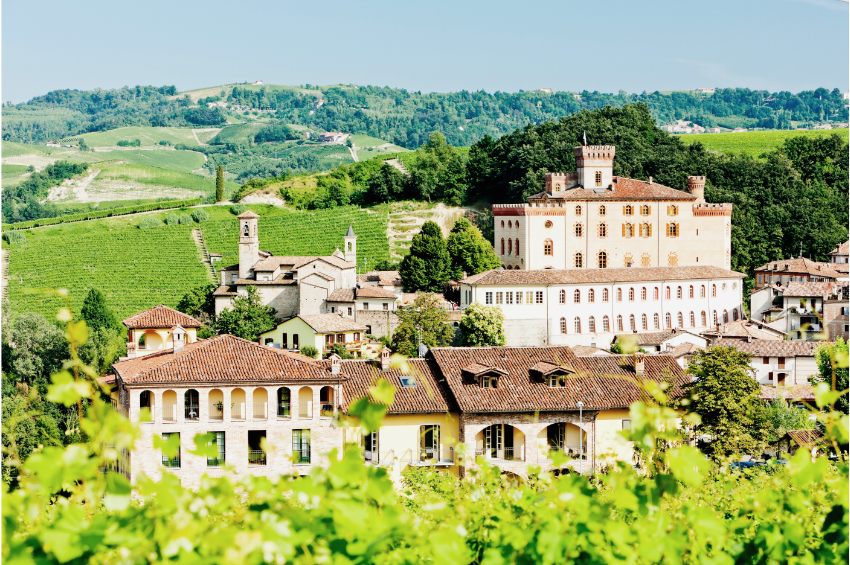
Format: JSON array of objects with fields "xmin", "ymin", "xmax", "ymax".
[{"xmin": 583, "ymin": 131, "xmax": 587, "ymax": 146}]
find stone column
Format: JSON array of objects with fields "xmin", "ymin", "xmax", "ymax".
[
  {"xmin": 153, "ymin": 390, "xmax": 163, "ymax": 424},
  {"xmin": 223, "ymin": 388, "xmax": 231, "ymax": 422}
]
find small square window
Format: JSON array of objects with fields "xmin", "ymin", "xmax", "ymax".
[
  {"xmin": 399, "ymin": 376, "xmax": 416, "ymax": 388},
  {"xmin": 622, "ymin": 419, "xmax": 631, "ymax": 431}
]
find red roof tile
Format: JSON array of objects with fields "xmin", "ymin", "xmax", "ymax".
[
  {"xmin": 757, "ymin": 384, "xmax": 816, "ymax": 402},
  {"xmin": 122, "ymin": 305, "xmax": 203, "ymax": 329},
  {"xmin": 527, "ymin": 176, "xmax": 696, "ymax": 202},
  {"xmin": 714, "ymin": 339, "xmax": 823, "ymax": 357},
  {"xmin": 460, "ymin": 266, "xmax": 744, "ymax": 286}
]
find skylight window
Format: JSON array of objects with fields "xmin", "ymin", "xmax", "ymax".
[{"xmin": 399, "ymin": 376, "xmax": 416, "ymax": 388}]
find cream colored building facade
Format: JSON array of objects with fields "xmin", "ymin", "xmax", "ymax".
[{"xmin": 493, "ymin": 145, "xmax": 732, "ymax": 272}]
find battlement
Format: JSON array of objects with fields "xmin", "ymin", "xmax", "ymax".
[
  {"xmin": 544, "ymin": 172, "xmax": 578, "ymax": 193},
  {"xmin": 574, "ymin": 145, "xmax": 615, "ymax": 160},
  {"xmin": 693, "ymin": 202, "xmax": 732, "ymax": 216}
]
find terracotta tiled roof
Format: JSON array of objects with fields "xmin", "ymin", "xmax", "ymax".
[
  {"xmin": 614, "ymin": 329, "xmax": 704, "ymax": 347},
  {"xmin": 754, "ymin": 257, "xmax": 842, "ymax": 279},
  {"xmin": 357, "ymin": 271, "xmax": 402, "ymax": 287},
  {"xmin": 701, "ymin": 319, "xmax": 786, "ymax": 340},
  {"xmin": 327, "ymin": 289, "xmax": 355, "ymax": 303},
  {"xmin": 829, "ymin": 241, "xmax": 849, "ymax": 257},
  {"xmin": 661, "ymin": 342, "xmax": 700, "ymax": 358},
  {"xmin": 253, "ymin": 255, "xmax": 354, "ymax": 272},
  {"xmin": 334, "ymin": 358, "xmax": 457, "ymax": 414},
  {"xmin": 122, "ymin": 305, "xmax": 203, "ymax": 329},
  {"xmin": 830, "ymin": 263, "xmax": 850, "ymax": 274},
  {"xmin": 302, "ymin": 272, "xmax": 335, "ymax": 282},
  {"xmin": 460, "ymin": 266, "xmax": 745, "ymax": 286},
  {"xmin": 527, "ymin": 177, "xmax": 696, "ymax": 202},
  {"xmin": 213, "ymin": 285, "xmax": 238, "ymax": 297},
  {"xmin": 571, "ymin": 345, "xmax": 612, "ymax": 356},
  {"xmin": 786, "ymin": 429, "xmax": 823, "ymax": 447},
  {"xmin": 428, "ymin": 346, "xmax": 687, "ymax": 413},
  {"xmin": 298, "ymin": 314, "xmax": 368, "ymax": 334},
  {"xmin": 234, "ymin": 274, "xmax": 297, "ymax": 286},
  {"xmin": 713, "ymin": 338, "xmax": 823, "ymax": 357},
  {"xmin": 236, "ymin": 210, "xmax": 260, "ymax": 219},
  {"xmin": 356, "ymin": 286, "xmax": 398, "ymax": 299},
  {"xmin": 758, "ymin": 385, "xmax": 816, "ymax": 402},
  {"xmin": 783, "ymin": 282, "xmax": 836, "ymax": 298},
  {"xmin": 112, "ymin": 334, "xmax": 329, "ymax": 385}
]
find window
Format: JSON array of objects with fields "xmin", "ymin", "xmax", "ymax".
[
  {"xmin": 641, "ymin": 314, "xmax": 647, "ymax": 330},
  {"xmin": 700, "ymin": 285, "xmax": 706, "ymax": 298},
  {"xmin": 641, "ymin": 254, "xmax": 651, "ymax": 267},
  {"xmin": 629, "ymin": 315, "xmax": 636, "ymax": 331},
  {"xmin": 325, "ymin": 334, "xmax": 335, "ymax": 346},
  {"xmin": 515, "ymin": 239, "xmax": 520, "ymax": 256},
  {"xmin": 617, "ymin": 315, "xmax": 623, "ymax": 331},
  {"xmin": 574, "ymin": 223, "xmax": 583, "ymax": 237},
  {"xmin": 689, "ymin": 285, "xmax": 694, "ymax": 299},
  {"xmin": 667, "ymin": 223, "xmax": 679, "ymax": 237},
  {"xmin": 677, "ymin": 312, "xmax": 683, "ymax": 327},
  {"xmin": 574, "ymin": 318, "xmax": 582, "ymax": 333},
  {"xmin": 677, "ymin": 287, "xmax": 682, "ymax": 299},
  {"xmin": 485, "ymin": 292, "xmax": 492, "ymax": 304},
  {"xmin": 574, "ymin": 289, "xmax": 581, "ymax": 304},
  {"xmin": 665, "ymin": 313, "xmax": 672, "ymax": 329},
  {"xmin": 763, "ymin": 356, "xmax": 770, "ymax": 365},
  {"xmin": 161, "ymin": 432, "xmax": 180, "ymax": 468},
  {"xmin": 588, "ymin": 316, "xmax": 596, "ymax": 332},
  {"xmin": 641, "ymin": 287, "xmax": 647, "ymax": 301},
  {"xmin": 348, "ymin": 307, "xmax": 353, "ymax": 316},
  {"xmin": 640, "ymin": 205, "xmax": 651, "ymax": 216},
  {"xmin": 574, "ymin": 252, "xmax": 583, "ymax": 268},
  {"xmin": 420, "ymin": 425, "xmax": 440, "ymax": 461},
  {"xmin": 668, "ymin": 253, "xmax": 678, "ymax": 266},
  {"xmin": 535, "ymin": 291, "xmax": 543, "ymax": 304},
  {"xmin": 336, "ymin": 333, "xmax": 345, "ymax": 344},
  {"xmin": 363, "ymin": 302, "xmax": 370, "ymax": 310},
  {"xmin": 621, "ymin": 419, "xmax": 633, "ymax": 431},
  {"xmin": 713, "ymin": 311, "xmax": 718, "ymax": 324},
  {"xmin": 602, "ymin": 288, "xmax": 609, "ymax": 302},
  {"xmin": 293, "ymin": 334, "xmax": 299, "ymax": 349},
  {"xmin": 599, "ymin": 205, "xmax": 606, "ymax": 216},
  {"xmin": 354, "ymin": 332, "xmax": 360, "ymax": 342},
  {"xmin": 208, "ymin": 432, "xmax": 225, "ymax": 467},
  {"xmin": 733, "ymin": 308, "xmax": 739, "ymax": 321},
  {"xmin": 526, "ymin": 292, "xmax": 534, "ymax": 304},
  {"xmin": 544, "ymin": 239, "xmax": 553, "ymax": 256},
  {"xmin": 690, "ymin": 312, "xmax": 695, "ymax": 327},
  {"xmin": 624, "ymin": 205, "xmax": 634, "ymax": 216},
  {"xmin": 639, "ymin": 223, "xmax": 652, "ymax": 238},
  {"xmin": 559, "ymin": 290, "xmax": 566, "ymax": 304},
  {"xmin": 668, "ymin": 205, "xmax": 678, "ymax": 216},
  {"xmin": 623, "ymin": 223, "xmax": 634, "ymax": 237},
  {"xmin": 292, "ymin": 430, "xmax": 311, "ymax": 464},
  {"xmin": 560, "ymin": 317, "xmax": 567, "ymax": 334},
  {"xmin": 778, "ymin": 357, "xmax": 785, "ymax": 369},
  {"xmin": 598, "ymin": 251, "xmax": 607, "ymax": 268},
  {"xmin": 628, "ymin": 288, "xmax": 634, "ymax": 301},
  {"xmin": 598, "ymin": 223, "xmax": 607, "ymax": 238},
  {"xmin": 508, "ymin": 220, "xmax": 513, "ymax": 229},
  {"xmin": 506, "ymin": 292, "xmax": 513, "ymax": 305},
  {"xmin": 508, "ymin": 239, "xmax": 512, "ymax": 255},
  {"xmin": 701, "ymin": 311, "xmax": 706, "ymax": 326},
  {"xmin": 589, "ymin": 289, "xmax": 595, "ymax": 302},
  {"xmin": 665, "ymin": 287, "xmax": 671, "ymax": 300},
  {"xmin": 231, "ymin": 274, "xmax": 238, "ymax": 283},
  {"xmin": 544, "ymin": 221, "xmax": 553, "ymax": 228},
  {"xmin": 575, "ymin": 205, "xmax": 582, "ymax": 216},
  {"xmin": 617, "ymin": 288, "xmax": 622, "ymax": 302},
  {"xmin": 594, "ymin": 170, "xmax": 603, "ymax": 186},
  {"xmin": 481, "ymin": 375, "xmax": 496, "ymax": 389},
  {"xmin": 500, "ymin": 220, "xmax": 505, "ymax": 228},
  {"xmin": 653, "ymin": 313, "xmax": 660, "ymax": 329},
  {"xmin": 501, "ymin": 238, "xmax": 505, "ymax": 255},
  {"xmin": 603, "ymin": 316, "xmax": 610, "ymax": 332},
  {"xmin": 383, "ymin": 303, "xmax": 389, "ymax": 311},
  {"xmin": 758, "ymin": 274, "xmax": 762, "ymax": 284},
  {"xmin": 624, "ymin": 253, "xmax": 633, "ymax": 267},
  {"xmin": 496, "ymin": 292, "xmax": 503, "ymax": 305},
  {"xmin": 712, "ymin": 284, "xmax": 717, "ymax": 297},
  {"xmin": 723, "ymin": 310, "xmax": 729, "ymax": 323}
]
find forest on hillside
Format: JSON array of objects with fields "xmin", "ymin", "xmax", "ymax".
[{"xmin": 2, "ymin": 83, "xmax": 847, "ymax": 146}]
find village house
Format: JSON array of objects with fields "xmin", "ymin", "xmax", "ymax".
[
  {"xmin": 713, "ymin": 338, "xmax": 822, "ymax": 388},
  {"xmin": 123, "ymin": 305, "xmax": 203, "ymax": 359},
  {"xmin": 492, "ymin": 145, "xmax": 732, "ymax": 272},
  {"xmin": 612, "ymin": 328, "xmax": 708, "ymax": 354},
  {"xmin": 751, "ymin": 281, "xmax": 848, "ymax": 341},
  {"xmin": 701, "ymin": 318, "xmax": 786, "ymax": 343},
  {"xmin": 259, "ymin": 314, "xmax": 369, "ymax": 358},
  {"xmin": 753, "ymin": 257, "xmax": 844, "ymax": 289},
  {"xmin": 458, "ymin": 265, "xmax": 745, "ymax": 348}
]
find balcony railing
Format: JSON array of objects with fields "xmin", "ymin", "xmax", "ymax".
[
  {"xmin": 248, "ymin": 450, "xmax": 266, "ymax": 465},
  {"xmin": 365, "ymin": 449, "xmax": 395, "ymax": 467},
  {"xmin": 547, "ymin": 445, "xmax": 588, "ymax": 460},
  {"xmin": 299, "ymin": 402, "xmax": 312, "ymax": 419},
  {"xmin": 163, "ymin": 406, "xmax": 177, "ymax": 422},
  {"xmin": 293, "ymin": 448, "xmax": 310, "ymax": 464},
  {"xmin": 207, "ymin": 456, "xmax": 225, "ymax": 467},
  {"xmin": 320, "ymin": 403, "xmax": 334, "ymax": 418},
  {"xmin": 475, "ymin": 447, "xmax": 523, "ymax": 462},
  {"xmin": 184, "ymin": 404, "xmax": 199, "ymax": 420},
  {"xmin": 232, "ymin": 404, "xmax": 245, "ymax": 420},
  {"xmin": 278, "ymin": 402, "xmax": 291, "ymax": 418},
  {"xmin": 253, "ymin": 404, "xmax": 267, "ymax": 419},
  {"xmin": 210, "ymin": 406, "xmax": 224, "ymax": 421},
  {"xmin": 410, "ymin": 446, "xmax": 454, "ymax": 466}
]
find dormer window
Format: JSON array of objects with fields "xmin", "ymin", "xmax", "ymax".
[
  {"xmin": 548, "ymin": 375, "xmax": 566, "ymax": 388},
  {"xmin": 480, "ymin": 376, "xmax": 496, "ymax": 389}
]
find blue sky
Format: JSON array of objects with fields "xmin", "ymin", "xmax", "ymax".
[{"xmin": 2, "ymin": 0, "xmax": 848, "ymax": 103}]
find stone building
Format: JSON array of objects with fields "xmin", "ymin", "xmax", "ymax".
[
  {"xmin": 123, "ymin": 305, "xmax": 203, "ymax": 359},
  {"xmin": 492, "ymin": 145, "xmax": 732, "ymax": 271},
  {"xmin": 751, "ymin": 281, "xmax": 848, "ymax": 341},
  {"xmin": 753, "ymin": 257, "xmax": 844, "ymax": 289},
  {"xmin": 713, "ymin": 338, "xmax": 822, "ymax": 390}
]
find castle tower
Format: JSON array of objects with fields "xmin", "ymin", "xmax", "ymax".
[
  {"xmin": 687, "ymin": 176, "xmax": 706, "ymax": 204},
  {"xmin": 575, "ymin": 145, "xmax": 615, "ymax": 190},
  {"xmin": 237, "ymin": 210, "xmax": 260, "ymax": 280},
  {"xmin": 343, "ymin": 225, "xmax": 357, "ymax": 265}
]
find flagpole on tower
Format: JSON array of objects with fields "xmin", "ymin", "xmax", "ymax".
[{"xmin": 583, "ymin": 131, "xmax": 587, "ymax": 146}]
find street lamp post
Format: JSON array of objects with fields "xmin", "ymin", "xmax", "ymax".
[{"xmin": 576, "ymin": 401, "xmax": 584, "ymax": 475}]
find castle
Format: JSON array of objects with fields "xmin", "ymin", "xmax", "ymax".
[{"xmin": 493, "ymin": 145, "xmax": 732, "ymax": 271}]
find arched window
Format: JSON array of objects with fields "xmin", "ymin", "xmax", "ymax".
[
  {"xmin": 598, "ymin": 223, "xmax": 607, "ymax": 238},
  {"xmin": 641, "ymin": 314, "xmax": 647, "ymax": 330},
  {"xmin": 599, "ymin": 205, "xmax": 606, "ymax": 216},
  {"xmin": 589, "ymin": 317, "xmax": 596, "ymax": 332},
  {"xmin": 713, "ymin": 311, "xmax": 718, "ymax": 325},
  {"xmin": 653, "ymin": 313, "xmax": 660, "ymax": 329},
  {"xmin": 629, "ymin": 315, "xmax": 636, "ymax": 331},
  {"xmin": 602, "ymin": 288, "xmax": 609, "ymax": 302},
  {"xmin": 507, "ymin": 239, "xmax": 512, "ymax": 255},
  {"xmin": 500, "ymin": 238, "xmax": 505, "ymax": 255},
  {"xmin": 574, "ymin": 252, "xmax": 583, "ymax": 268},
  {"xmin": 723, "ymin": 310, "xmax": 729, "ymax": 323},
  {"xmin": 701, "ymin": 311, "xmax": 706, "ymax": 326},
  {"xmin": 616, "ymin": 315, "xmax": 623, "ymax": 331},
  {"xmin": 602, "ymin": 316, "xmax": 610, "ymax": 332},
  {"xmin": 668, "ymin": 205, "xmax": 678, "ymax": 216},
  {"xmin": 508, "ymin": 220, "xmax": 512, "ymax": 229},
  {"xmin": 624, "ymin": 205, "xmax": 634, "ymax": 215},
  {"xmin": 574, "ymin": 318, "xmax": 582, "ymax": 334},
  {"xmin": 501, "ymin": 220, "xmax": 505, "ymax": 228},
  {"xmin": 623, "ymin": 223, "xmax": 634, "ymax": 237},
  {"xmin": 677, "ymin": 286, "xmax": 682, "ymax": 299},
  {"xmin": 689, "ymin": 285, "xmax": 694, "ymax": 299},
  {"xmin": 598, "ymin": 251, "xmax": 607, "ymax": 268},
  {"xmin": 677, "ymin": 312, "xmax": 683, "ymax": 328},
  {"xmin": 733, "ymin": 308, "xmax": 739, "ymax": 321},
  {"xmin": 616, "ymin": 288, "xmax": 622, "ymax": 302},
  {"xmin": 575, "ymin": 205, "xmax": 582, "ymax": 216},
  {"xmin": 665, "ymin": 287, "xmax": 671, "ymax": 300},
  {"xmin": 653, "ymin": 287, "xmax": 659, "ymax": 300},
  {"xmin": 629, "ymin": 288, "xmax": 635, "ymax": 301},
  {"xmin": 690, "ymin": 312, "xmax": 695, "ymax": 327},
  {"xmin": 559, "ymin": 290, "xmax": 566, "ymax": 304},
  {"xmin": 589, "ymin": 289, "xmax": 595, "ymax": 302},
  {"xmin": 700, "ymin": 285, "xmax": 706, "ymax": 298},
  {"xmin": 184, "ymin": 389, "xmax": 200, "ymax": 420},
  {"xmin": 575, "ymin": 223, "xmax": 583, "ymax": 237},
  {"xmin": 667, "ymin": 223, "xmax": 679, "ymax": 237},
  {"xmin": 640, "ymin": 205, "xmax": 651, "ymax": 215},
  {"xmin": 560, "ymin": 318, "xmax": 566, "ymax": 334},
  {"xmin": 668, "ymin": 252, "xmax": 678, "ymax": 266},
  {"xmin": 640, "ymin": 223, "xmax": 652, "ymax": 238},
  {"xmin": 515, "ymin": 239, "xmax": 520, "ymax": 256},
  {"xmin": 544, "ymin": 239, "xmax": 553, "ymax": 256},
  {"xmin": 665, "ymin": 313, "xmax": 672, "ymax": 329},
  {"xmin": 595, "ymin": 171, "xmax": 602, "ymax": 186},
  {"xmin": 641, "ymin": 287, "xmax": 647, "ymax": 301},
  {"xmin": 712, "ymin": 284, "xmax": 716, "ymax": 297},
  {"xmin": 573, "ymin": 289, "xmax": 581, "ymax": 304}
]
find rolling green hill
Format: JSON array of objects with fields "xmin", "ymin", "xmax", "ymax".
[
  {"xmin": 680, "ymin": 128, "xmax": 850, "ymax": 158},
  {"xmin": 61, "ymin": 126, "xmax": 199, "ymax": 147}
]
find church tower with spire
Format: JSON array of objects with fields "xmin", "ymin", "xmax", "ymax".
[{"xmin": 343, "ymin": 225, "xmax": 357, "ymax": 265}]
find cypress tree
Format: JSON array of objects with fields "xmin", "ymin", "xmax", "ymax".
[
  {"xmin": 399, "ymin": 221, "xmax": 449, "ymax": 292},
  {"xmin": 215, "ymin": 165, "xmax": 225, "ymax": 202},
  {"xmin": 80, "ymin": 288, "xmax": 118, "ymax": 332}
]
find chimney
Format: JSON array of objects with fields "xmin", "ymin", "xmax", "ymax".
[
  {"xmin": 380, "ymin": 347, "xmax": 391, "ymax": 372},
  {"xmin": 648, "ymin": 176, "xmax": 653, "ymax": 184},
  {"xmin": 172, "ymin": 325, "xmax": 185, "ymax": 354},
  {"xmin": 687, "ymin": 176, "xmax": 706, "ymax": 204},
  {"xmin": 330, "ymin": 354, "xmax": 341, "ymax": 375},
  {"xmin": 634, "ymin": 353, "xmax": 645, "ymax": 377}
]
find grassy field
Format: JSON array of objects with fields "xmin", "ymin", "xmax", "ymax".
[
  {"xmin": 95, "ymin": 149, "xmax": 207, "ymax": 174},
  {"xmin": 357, "ymin": 145, "xmax": 409, "ymax": 161},
  {"xmin": 210, "ymin": 123, "xmax": 266, "ymax": 144},
  {"xmin": 349, "ymin": 134, "xmax": 390, "ymax": 147},
  {"xmin": 680, "ymin": 128, "xmax": 850, "ymax": 157},
  {"xmin": 89, "ymin": 163, "xmax": 239, "ymax": 198},
  {"xmin": 193, "ymin": 129, "xmax": 222, "ymax": 144},
  {"xmin": 2, "ymin": 164, "xmax": 31, "ymax": 177},
  {"xmin": 61, "ymin": 126, "xmax": 199, "ymax": 147},
  {"xmin": 2, "ymin": 141, "xmax": 52, "ymax": 157}
]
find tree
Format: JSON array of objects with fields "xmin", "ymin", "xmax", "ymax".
[
  {"xmin": 399, "ymin": 221, "xmax": 449, "ymax": 292},
  {"xmin": 216, "ymin": 166, "xmax": 225, "ymax": 202},
  {"xmin": 683, "ymin": 346, "xmax": 771, "ymax": 458},
  {"xmin": 326, "ymin": 343, "xmax": 354, "ymax": 359},
  {"xmin": 812, "ymin": 338, "xmax": 849, "ymax": 414},
  {"xmin": 365, "ymin": 163, "xmax": 407, "ymax": 203},
  {"xmin": 177, "ymin": 284, "xmax": 216, "ymax": 323},
  {"xmin": 215, "ymin": 286, "xmax": 277, "ymax": 342},
  {"xmin": 78, "ymin": 326, "xmax": 127, "ymax": 376},
  {"xmin": 2, "ymin": 388, "xmax": 62, "ymax": 486},
  {"xmin": 300, "ymin": 345, "xmax": 319, "ymax": 359},
  {"xmin": 390, "ymin": 293, "xmax": 455, "ymax": 357},
  {"xmin": 446, "ymin": 218, "xmax": 500, "ymax": 280},
  {"xmin": 764, "ymin": 397, "xmax": 816, "ymax": 444},
  {"xmin": 2, "ymin": 313, "xmax": 69, "ymax": 394},
  {"xmin": 80, "ymin": 288, "xmax": 118, "ymax": 332},
  {"xmin": 459, "ymin": 303, "xmax": 505, "ymax": 347}
]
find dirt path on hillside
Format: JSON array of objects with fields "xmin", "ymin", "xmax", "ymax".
[
  {"xmin": 46, "ymin": 170, "xmax": 100, "ymax": 202},
  {"xmin": 349, "ymin": 143, "xmax": 359, "ymax": 162}
]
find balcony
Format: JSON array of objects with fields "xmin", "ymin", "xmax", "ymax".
[
  {"xmin": 407, "ymin": 446, "xmax": 454, "ymax": 467},
  {"xmin": 248, "ymin": 450, "xmax": 266, "ymax": 466},
  {"xmin": 546, "ymin": 445, "xmax": 588, "ymax": 460},
  {"xmin": 253, "ymin": 403, "xmax": 267, "ymax": 420},
  {"xmin": 364, "ymin": 449, "xmax": 395, "ymax": 467},
  {"xmin": 320, "ymin": 403, "xmax": 335, "ymax": 418},
  {"xmin": 184, "ymin": 404, "xmax": 199, "ymax": 421},
  {"xmin": 163, "ymin": 406, "xmax": 177, "ymax": 422},
  {"xmin": 278, "ymin": 402, "xmax": 291, "ymax": 418},
  {"xmin": 474, "ymin": 447, "xmax": 524, "ymax": 462},
  {"xmin": 210, "ymin": 405, "xmax": 224, "ymax": 421},
  {"xmin": 299, "ymin": 402, "xmax": 312, "ymax": 419},
  {"xmin": 232, "ymin": 405, "xmax": 245, "ymax": 421}
]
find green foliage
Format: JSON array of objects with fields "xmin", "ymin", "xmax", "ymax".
[
  {"xmin": 390, "ymin": 293, "xmax": 455, "ymax": 357},
  {"xmin": 137, "ymin": 215, "xmax": 162, "ymax": 229},
  {"xmin": 116, "ymin": 138, "xmax": 141, "ymax": 147},
  {"xmin": 365, "ymin": 162, "xmax": 407, "ymax": 203},
  {"xmin": 1, "ymin": 313, "xmax": 69, "ymax": 394},
  {"xmin": 400, "ymin": 221, "xmax": 449, "ymax": 292},
  {"xmin": 2, "ymin": 160, "xmax": 89, "ymax": 222},
  {"xmin": 253, "ymin": 122, "xmax": 298, "ymax": 143},
  {"xmin": 229, "ymin": 203, "xmax": 246, "ymax": 215},
  {"xmin": 191, "ymin": 208, "xmax": 209, "ymax": 222},
  {"xmin": 445, "ymin": 217, "xmax": 500, "ymax": 280},
  {"xmin": 325, "ymin": 343, "xmax": 354, "ymax": 359},
  {"xmin": 3, "ymin": 231, "xmax": 25, "ymax": 244},
  {"xmin": 182, "ymin": 107, "xmax": 226, "ymax": 126},
  {"xmin": 80, "ymin": 288, "xmax": 118, "ymax": 332},
  {"xmin": 680, "ymin": 128, "xmax": 849, "ymax": 157},
  {"xmin": 215, "ymin": 165, "xmax": 224, "ymax": 202},
  {"xmin": 299, "ymin": 345, "xmax": 319, "ymax": 359},
  {"xmin": 1, "ymin": 387, "xmax": 62, "ymax": 486},
  {"xmin": 77, "ymin": 326, "xmax": 126, "ymax": 376},
  {"xmin": 459, "ymin": 302, "xmax": 506, "ymax": 347},
  {"xmin": 176, "ymin": 283, "xmax": 216, "ymax": 322},
  {"xmin": 765, "ymin": 397, "xmax": 816, "ymax": 443},
  {"xmin": 813, "ymin": 338, "xmax": 850, "ymax": 414},
  {"xmin": 177, "ymin": 213, "xmax": 193, "ymax": 225},
  {"xmin": 3, "ymin": 198, "xmax": 204, "ymax": 230},
  {"xmin": 164, "ymin": 212, "xmax": 179, "ymax": 226},
  {"xmin": 400, "ymin": 466, "xmax": 462, "ymax": 513},
  {"xmin": 214, "ymin": 286, "xmax": 277, "ymax": 341},
  {"xmin": 684, "ymin": 346, "xmax": 771, "ymax": 457}
]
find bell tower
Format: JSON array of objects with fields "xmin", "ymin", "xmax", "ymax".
[
  {"xmin": 343, "ymin": 225, "xmax": 357, "ymax": 265},
  {"xmin": 237, "ymin": 210, "xmax": 260, "ymax": 279},
  {"xmin": 575, "ymin": 145, "xmax": 615, "ymax": 190}
]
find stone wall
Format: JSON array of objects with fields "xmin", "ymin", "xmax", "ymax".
[{"xmin": 355, "ymin": 309, "xmax": 400, "ymax": 339}]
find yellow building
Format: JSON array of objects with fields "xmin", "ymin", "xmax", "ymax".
[
  {"xmin": 260, "ymin": 314, "xmax": 368, "ymax": 358},
  {"xmin": 122, "ymin": 305, "xmax": 203, "ymax": 359}
]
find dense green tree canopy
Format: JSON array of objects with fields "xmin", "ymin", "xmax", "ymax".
[
  {"xmin": 2, "ymin": 313, "xmax": 69, "ymax": 394},
  {"xmin": 813, "ymin": 338, "xmax": 849, "ymax": 415},
  {"xmin": 80, "ymin": 288, "xmax": 119, "ymax": 333},
  {"xmin": 399, "ymin": 221, "xmax": 450, "ymax": 293},
  {"xmin": 214, "ymin": 286, "xmax": 277, "ymax": 342},
  {"xmin": 458, "ymin": 302, "xmax": 506, "ymax": 347},
  {"xmin": 445, "ymin": 218, "xmax": 500, "ymax": 280},
  {"xmin": 390, "ymin": 293, "xmax": 455, "ymax": 357}
]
